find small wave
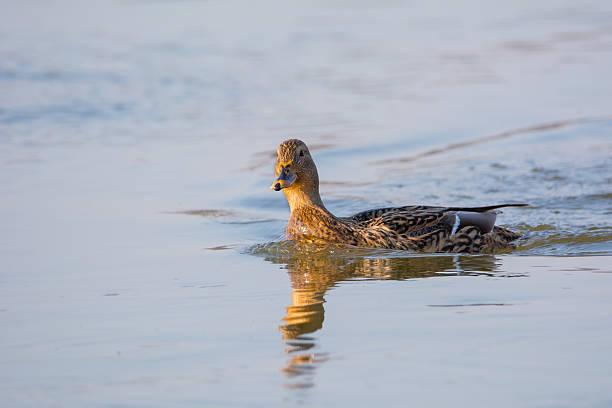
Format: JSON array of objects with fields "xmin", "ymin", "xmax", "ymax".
[
  {"xmin": 245, "ymin": 223, "xmax": 612, "ymax": 260},
  {"xmin": 514, "ymin": 227, "xmax": 612, "ymax": 255},
  {"xmin": 245, "ymin": 240, "xmax": 411, "ymax": 259},
  {"xmin": 244, "ymin": 240, "xmax": 526, "ymax": 280},
  {"xmin": 166, "ymin": 209, "xmax": 236, "ymax": 217}
]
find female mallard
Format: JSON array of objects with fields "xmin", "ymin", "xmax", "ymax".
[{"xmin": 270, "ymin": 139, "xmax": 527, "ymax": 253}]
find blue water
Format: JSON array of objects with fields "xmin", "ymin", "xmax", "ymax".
[{"xmin": 1, "ymin": 1, "xmax": 612, "ymax": 407}]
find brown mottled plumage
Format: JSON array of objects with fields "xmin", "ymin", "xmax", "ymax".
[{"xmin": 271, "ymin": 139, "xmax": 527, "ymax": 253}]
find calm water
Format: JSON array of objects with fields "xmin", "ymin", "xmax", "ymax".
[{"xmin": 1, "ymin": 1, "xmax": 612, "ymax": 407}]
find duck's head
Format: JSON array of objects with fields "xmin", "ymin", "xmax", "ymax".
[{"xmin": 270, "ymin": 139, "xmax": 319, "ymax": 193}]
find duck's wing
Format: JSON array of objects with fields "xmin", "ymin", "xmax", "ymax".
[
  {"xmin": 345, "ymin": 203, "xmax": 527, "ymax": 223},
  {"xmin": 347, "ymin": 203, "xmax": 528, "ymax": 236},
  {"xmin": 444, "ymin": 203, "xmax": 528, "ymax": 212},
  {"xmin": 365, "ymin": 208, "xmax": 456, "ymax": 236},
  {"xmin": 344, "ymin": 205, "xmax": 443, "ymax": 223}
]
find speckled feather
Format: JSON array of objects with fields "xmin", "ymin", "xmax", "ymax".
[{"xmin": 273, "ymin": 139, "xmax": 525, "ymax": 253}]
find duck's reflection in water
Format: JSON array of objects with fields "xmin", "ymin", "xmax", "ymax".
[{"xmin": 258, "ymin": 245, "xmax": 504, "ymax": 388}]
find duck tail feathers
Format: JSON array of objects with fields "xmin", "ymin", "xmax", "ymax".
[{"xmin": 446, "ymin": 203, "xmax": 529, "ymax": 213}]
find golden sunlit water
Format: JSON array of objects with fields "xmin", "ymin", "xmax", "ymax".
[{"xmin": 1, "ymin": 1, "xmax": 612, "ymax": 407}]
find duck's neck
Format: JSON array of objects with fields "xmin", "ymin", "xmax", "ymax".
[
  {"xmin": 283, "ymin": 184, "xmax": 340, "ymax": 240},
  {"xmin": 283, "ymin": 185, "xmax": 329, "ymax": 214}
]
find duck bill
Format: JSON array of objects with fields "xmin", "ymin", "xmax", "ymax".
[{"xmin": 270, "ymin": 168, "xmax": 297, "ymax": 191}]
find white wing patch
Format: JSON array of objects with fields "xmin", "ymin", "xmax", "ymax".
[{"xmin": 451, "ymin": 213, "xmax": 460, "ymax": 236}]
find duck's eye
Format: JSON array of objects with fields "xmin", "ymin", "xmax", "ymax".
[{"xmin": 299, "ymin": 150, "xmax": 304, "ymax": 157}]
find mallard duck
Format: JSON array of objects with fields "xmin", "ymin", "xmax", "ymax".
[{"xmin": 270, "ymin": 139, "xmax": 527, "ymax": 253}]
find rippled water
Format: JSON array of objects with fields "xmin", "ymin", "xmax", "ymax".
[{"xmin": 2, "ymin": 1, "xmax": 612, "ymax": 407}]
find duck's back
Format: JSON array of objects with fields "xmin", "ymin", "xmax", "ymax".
[{"xmin": 342, "ymin": 204, "xmax": 524, "ymax": 253}]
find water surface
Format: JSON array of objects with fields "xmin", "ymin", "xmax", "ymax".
[{"xmin": 1, "ymin": 1, "xmax": 612, "ymax": 407}]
